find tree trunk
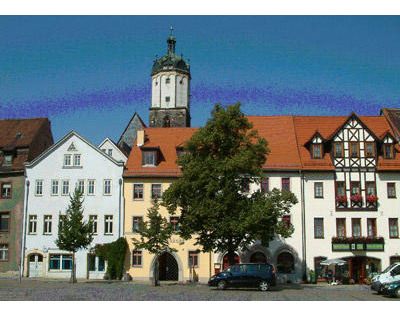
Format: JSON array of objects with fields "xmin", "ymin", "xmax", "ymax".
[
  {"xmin": 227, "ymin": 249, "xmax": 236, "ymax": 266},
  {"xmin": 152, "ymin": 253, "xmax": 160, "ymax": 287},
  {"xmin": 70, "ymin": 252, "xmax": 77, "ymax": 284}
]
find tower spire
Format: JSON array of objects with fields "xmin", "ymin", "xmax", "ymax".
[{"xmin": 167, "ymin": 26, "xmax": 176, "ymax": 54}]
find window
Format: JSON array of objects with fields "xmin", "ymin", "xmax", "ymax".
[
  {"xmin": 336, "ymin": 218, "xmax": 346, "ymax": 237},
  {"xmin": 88, "ymin": 254, "xmax": 96, "ymax": 271},
  {"xmin": 151, "ymin": 184, "xmax": 162, "ymax": 200},
  {"xmin": 176, "ymin": 148, "xmax": 185, "ymax": 159},
  {"xmin": 367, "ymin": 218, "xmax": 377, "ymax": 237},
  {"xmin": 165, "ymin": 78, "xmax": 170, "ymax": 84},
  {"xmin": 314, "ymin": 256, "xmax": 328, "ymax": 280},
  {"xmin": 1, "ymin": 183, "xmax": 11, "ymax": 198},
  {"xmin": 142, "ymin": 150, "xmax": 157, "ymax": 166},
  {"xmin": 133, "ymin": 184, "xmax": 144, "ymax": 200},
  {"xmin": 366, "ymin": 182, "xmax": 376, "ymax": 196},
  {"xmin": 351, "ymin": 181, "xmax": 360, "ymax": 196},
  {"xmin": 383, "ymin": 144, "xmax": 394, "ymax": 159},
  {"xmin": 170, "ymin": 216, "xmax": 179, "ymax": 232},
  {"xmin": 43, "ymin": 215, "xmax": 52, "ymax": 235},
  {"xmin": 89, "ymin": 215, "xmax": 98, "ymax": 234},
  {"xmin": 282, "ymin": 215, "xmax": 291, "ymax": 228},
  {"xmin": 35, "ymin": 180, "xmax": 43, "ymax": 196},
  {"xmin": 334, "ymin": 142, "xmax": 344, "ymax": 158},
  {"xmin": 62, "ymin": 180, "xmax": 70, "ymax": 196},
  {"xmin": 77, "ymin": 180, "xmax": 85, "ymax": 194},
  {"xmin": 28, "ymin": 215, "xmax": 37, "ymax": 234},
  {"xmin": 58, "ymin": 215, "xmax": 66, "ymax": 231},
  {"xmin": 336, "ymin": 181, "xmax": 345, "ymax": 197},
  {"xmin": 103, "ymin": 180, "xmax": 111, "ymax": 195},
  {"xmin": 49, "ymin": 254, "xmax": 72, "ymax": 270},
  {"xmin": 132, "ymin": 216, "xmax": 143, "ymax": 232},
  {"xmin": 314, "ymin": 182, "xmax": 323, "ymax": 198},
  {"xmin": 352, "ymin": 218, "xmax": 361, "ymax": 237},
  {"xmin": 365, "ymin": 142, "xmax": 375, "ymax": 158},
  {"xmin": 0, "ymin": 244, "xmax": 8, "ymax": 261},
  {"xmin": 389, "ymin": 218, "xmax": 399, "ymax": 238},
  {"xmin": 104, "ymin": 215, "xmax": 113, "ymax": 235},
  {"xmin": 51, "ymin": 180, "xmax": 59, "ymax": 195},
  {"xmin": 388, "ymin": 183, "xmax": 396, "ymax": 198},
  {"xmin": 73, "ymin": 154, "xmax": 81, "ymax": 166},
  {"xmin": 64, "ymin": 154, "xmax": 71, "ymax": 166},
  {"xmin": 165, "ymin": 96, "xmax": 170, "ymax": 102},
  {"xmin": 0, "ymin": 213, "xmax": 10, "ymax": 232},
  {"xmin": 350, "ymin": 142, "xmax": 359, "ymax": 158},
  {"xmin": 312, "ymin": 144, "xmax": 322, "ymax": 159},
  {"xmin": 88, "ymin": 180, "xmax": 95, "ymax": 195},
  {"xmin": 108, "ymin": 149, "xmax": 112, "ymax": 157},
  {"xmin": 88, "ymin": 254, "xmax": 105, "ymax": 272},
  {"xmin": 132, "ymin": 250, "xmax": 142, "ymax": 266},
  {"xmin": 314, "ymin": 218, "xmax": 324, "ymax": 238},
  {"xmin": 189, "ymin": 251, "xmax": 199, "ymax": 268},
  {"xmin": 261, "ymin": 177, "xmax": 269, "ymax": 193},
  {"xmin": 101, "ymin": 149, "xmax": 106, "ymax": 153},
  {"xmin": 390, "ymin": 256, "xmax": 400, "ymax": 265},
  {"xmin": 282, "ymin": 178, "xmax": 290, "ymax": 192}
]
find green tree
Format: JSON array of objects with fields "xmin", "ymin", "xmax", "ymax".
[
  {"xmin": 162, "ymin": 103, "xmax": 298, "ymax": 266},
  {"xmin": 56, "ymin": 188, "xmax": 94, "ymax": 283},
  {"xmin": 132, "ymin": 200, "xmax": 176, "ymax": 286}
]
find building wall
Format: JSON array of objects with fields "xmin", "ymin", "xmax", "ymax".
[
  {"xmin": 24, "ymin": 134, "xmax": 124, "ymax": 279},
  {"xmin": 151, "ymin": 71, "xmax": 189, "ymax": 109},
  {"xmin": 99, "ymin": 139, "xmax": 128, "ymax": 163},
  {"xmin": 0, "ymin": 174, "xmax": 24, "ymax": 275},
  {"xmin": 123, "ymin": 178, "xmax": 213, "ymax": 283}
]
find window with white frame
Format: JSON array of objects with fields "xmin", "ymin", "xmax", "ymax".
[
  {"xmin": 132, "ymin": 216, "xmax": 143, "ymax": 232},
  {"xmin": 151, "ymin": 184, "xmax": 162, "ymax": 200},
  {"xmin": 51, "ymin": 180, "xmax": 59, "ymax": 195},
  {"xmin": 89, "ymin": 215, "xmax": 98, "ymax": 234},
  {"xmin": 58, "ymin": 215, "xmax": 66, "ymax": 231},
  {"xmin": 104, "ymin": 215, "xmax": 113, "ymax": 234},
  {"xmin": 64, "ymin": 154, "xmax": 72, "ymax": 166},
  {"xmin": 88, "ymin": 180, "xmax": 95, "ymax": 195},
  {"xmin": 49, "ymin": 254, "xmax": 72, "ymax": 270},
  {"xmin": 0, "ymin": 244, "xmax": 8, "ymax": 261},
  {"xmin": 133, "ymin": 184, "xmax": 144, "ymax": 200},
  {"xmin": 35, "ymin": 180, "xmax": 43, "ymax": 196},
  {"xmin": 3, "ymin": 155, "xmax": 12, "ymax": 166},
  {"xmin": 103, "ymin": 180, "xmax": 111, "ymax": 195},
  {"xmin": 1, "ymin": 183, "xmax": 11, "ymax": 198},
  {"xmin": 73, "ymin": 154, "xmax": 81, "ymax": 166},
  {"xmin": 76, "ymin": 180, "xmax": 85, "ymax": 194},
  {"xmin": 62, "ymin": 180, "xmax": 70, "ymax": 195},
  {"xmin": 188, "ymin": 251, "xmax": 199, "ymax": 268},
  {"xmin": 43, "ymin": 215, "xmax": 52, "ymax": 234},
  {"xmin": 28, "ymin": 215, "xmax": 37, "ymax": 234},
  {"xmin": 88, "ymin": 254, "xmax": 105, "ymax": 272}
]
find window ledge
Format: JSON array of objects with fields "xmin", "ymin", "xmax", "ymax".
[
  {"xmin": 62, "ymin": 166, "xmax": 83, "ymax": 169},
  {"xmin": 131, "ymin": 265, "xmax": 143, "ymax": 268}
]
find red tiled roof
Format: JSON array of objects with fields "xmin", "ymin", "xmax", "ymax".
[{"xmin": 124, "ymin": 114, "xmax": 400, "ymax": 176}]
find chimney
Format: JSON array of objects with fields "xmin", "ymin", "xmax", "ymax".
[{"xmin": 137, "ymin": 130, "xmax": 145, "ymax": 147}]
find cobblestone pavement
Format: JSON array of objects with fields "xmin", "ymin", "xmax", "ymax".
[{"xmin": 0, "ymin": 278, "xmax": 397, "ymax": 301}]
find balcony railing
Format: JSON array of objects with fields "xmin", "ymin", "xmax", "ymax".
[{"xmin": 332, "ymin": 236, "xmax": 385, "ymax": 252}]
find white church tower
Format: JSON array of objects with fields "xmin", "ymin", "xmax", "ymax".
[{"xmin": 149, "ymin": 27, "xmax": 191, "ymax": 127}]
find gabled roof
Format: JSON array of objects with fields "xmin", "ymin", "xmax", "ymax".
[
  {"xmin": 381, "ymin": 108, "xmax": 400, "ymax": 141},
  {"xmin": 26, "ymin": 131, "xmax": 125, "ymax": 169},
  {"xmin": 117, "ymin": 112, "xmax": 146, "ymax": 145},
  {"xmin": 99, "ymin": 138, "xmax": 129, "ymax": 158}
]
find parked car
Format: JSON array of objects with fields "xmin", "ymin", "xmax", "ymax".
[
  {"xmin": 371, "ymin": 263, "xmax": 400, "ymax": 294},
  {"xmin": 208, "ymin": 263, "xmax": 276, "ymax": 291},
  {"xmin": 381, "ymin": 280, "xmax": 400, "ymax": 298}
]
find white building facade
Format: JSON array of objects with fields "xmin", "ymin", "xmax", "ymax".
[{"xmin": 21, "ymin": 131, "xmax": 125, "ymax": 279}]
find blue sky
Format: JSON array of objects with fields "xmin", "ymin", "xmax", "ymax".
[{"xmin": 1, "ymin": 16, "xmax": 399, "ymax": 145}]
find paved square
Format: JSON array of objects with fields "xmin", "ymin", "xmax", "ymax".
[{"xmin": 0, "ymin": 279, "xmax": 397, "ymax": 301}]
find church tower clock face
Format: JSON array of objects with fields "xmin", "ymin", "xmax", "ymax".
[{"xmin": 149, "ymin": 27, "xmax": 191, "ymax": 128}]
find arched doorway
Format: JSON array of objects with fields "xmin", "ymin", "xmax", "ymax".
[
  {"xmin": 158, "ymin": 252, "xmax": 178, "ymax": 281},
  {"xmin": 222, "ymin": 253, "xmax": 240, "ymax": 270},
  {"xmin": 276, "ymin": 251, "xmax": 295, "ymax": 274},
  {"xmin": 28, "ymin": 253, "xmax": 43, "ymax": 277},
  {"xmin": 250, "ymin": 252, "xmax": 267, "ymax": 264}
]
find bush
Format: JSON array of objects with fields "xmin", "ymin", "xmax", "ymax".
[
  {"xmin": 364, "ymin": 277, "xmax": 372, "ymax": 285},
  {"xmin": 95, "ymin": 237, "xmax": 128, "ymax": 280}
]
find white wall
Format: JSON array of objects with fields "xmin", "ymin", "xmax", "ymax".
[{"xmin": 151, "ymin": 71, "xmax": 189, "ymax": 109}]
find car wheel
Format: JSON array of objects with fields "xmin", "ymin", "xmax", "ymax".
[
  {"xmin": 377, "ymin": 286, "xmax": 383, "ymax": 295},
  {"xmin": 259, "ymin": 281, "xmax": 270, "ymax": 292},
  {"xmin": 395, "ymin": 288, "xmax": 400, "ymax": 299},
  {"xmin": 217, "ymin": 280, "xmax": 227, "ymax": 290}
]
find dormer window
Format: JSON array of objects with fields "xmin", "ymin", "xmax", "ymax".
[
  {"xmin": 312, "ymin": 144, "xmax": 322, "ymax": 159},
  {"xmin": 383, "ymin": 144, "xmax": 394, "ymax": 159},
  {"xmin": 365, "ymin": 142, "xmax": 375, "ymax": 158},
  {"xmin": 142, "ymin": 150, "xmax": 157, "ymax": 166},
  {"xmin": 334, "ymin": 142, "xmax": 344, "ymax": 158},
  {"xmin": 3, "ymin": 155, "xmax": 12, "ymax": 166}
]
